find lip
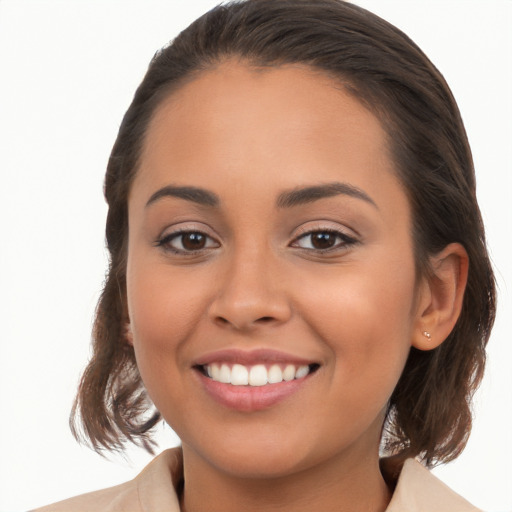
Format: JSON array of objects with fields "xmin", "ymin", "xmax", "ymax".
[
  {"xmin": 193, "ymin": 348, "xmax": 319, "ymax": 412},
  {"xmin": 194, "ymin": 348, "xmax": 316, "ymax": 367}
]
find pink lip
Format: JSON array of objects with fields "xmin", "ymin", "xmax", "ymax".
[
  {"xmin": 194, "ymin": 348, "xmax": 315, "ymax": 367},
  {"xmin": 197, "ymin": 372, "xmax": 312, "ymax": 412},
  {"xmin": 193, "ymin": 348, "xmax": 319, "ymax": 412}
]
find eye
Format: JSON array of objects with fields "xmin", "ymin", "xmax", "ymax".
[
  {"xmin": 291, "ymin": 229, "xmax": 357, "ymax": 251},
  {"xmin": 156, "ymin": 230, "xmax": 219, "ymax": 254}
]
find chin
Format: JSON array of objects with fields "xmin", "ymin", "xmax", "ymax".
[
  {"xmin": 215, "ymin": 449, "xmax": 312, "ymax": 480},
  {"xmin": 183, "ymin": 432, "xmax": 318, "ymax": 480}
]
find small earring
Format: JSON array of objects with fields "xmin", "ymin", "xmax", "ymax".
[{"xmin": 422, "ymin": 331, "xmax": 432, "ymax": 341}]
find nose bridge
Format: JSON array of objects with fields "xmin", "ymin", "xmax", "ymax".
[{"xmin": 209, "ymin": 240, "xmax": 291, "ymax": 330}]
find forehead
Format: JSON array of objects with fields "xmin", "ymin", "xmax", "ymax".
[
  {"xmin": 143, "ymin": 62, "xmax": 388, "ymax": 162},
  {"xmin": 133, "ymin": 61, "xmax": 405, "ymax": 218}
]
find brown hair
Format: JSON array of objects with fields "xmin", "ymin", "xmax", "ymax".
[{"xmin": 71, "ymin": 0, "xmax": 496, "ymax": 467}]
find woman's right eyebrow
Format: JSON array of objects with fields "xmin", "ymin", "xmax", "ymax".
[{"xmin": 145, "ymin": 185, "xmax": 220, "ymax": 208}]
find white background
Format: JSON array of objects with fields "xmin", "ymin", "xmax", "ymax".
[{"xmin": 0, "ymin": 1, "xmax": 510, "ymax": 511}]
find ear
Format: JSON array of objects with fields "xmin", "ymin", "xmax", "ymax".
[
  {"xmin": 412, "ymin": 243, "xmax": 469, "ymax": 351},
  {"xmin": 124, "ymin": 320, "xmax": 134, "ymax": 346}
]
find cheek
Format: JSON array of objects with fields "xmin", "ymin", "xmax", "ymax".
[
  {"xmin": 298, "ymin": 255, "xmax": 417, "ymax": 390},
  {"xmin": 126, "ymin": 261, "xmax": 208, "ymax": 391},
  {"xmin": 128, "ymin": 257, "xmax": 208, "ymax": 334}
]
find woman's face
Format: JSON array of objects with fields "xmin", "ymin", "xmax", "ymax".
[{"xmin": 126, "ymin": 62, "xmax": 425, "ymax": 477}]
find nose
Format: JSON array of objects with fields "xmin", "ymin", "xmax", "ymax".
[{"xmin": 208, "ymin": 247, "xmax": 292, "ymax": 332}]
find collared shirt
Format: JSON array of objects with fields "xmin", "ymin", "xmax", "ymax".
[{"xmin": 32, "ymin": 447, "xmax": 481, "ymax": 512}]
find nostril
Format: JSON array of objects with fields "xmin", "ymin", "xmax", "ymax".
[{"xmin": 212, "ymin": 313, "xmax": 283, "ymax": 330}]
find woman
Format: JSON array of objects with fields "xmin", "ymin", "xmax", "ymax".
[{"xmin": 32, "ymin": 0, "xmax": 496, "ymax": 510}]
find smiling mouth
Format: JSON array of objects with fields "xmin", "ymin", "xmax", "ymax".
[{"xmin": 196, "ymin": 363, "xmax": 320, "ymax": 387}]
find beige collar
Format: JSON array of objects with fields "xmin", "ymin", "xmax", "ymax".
[
  {"xmin": 140, "ymin": 447, "xmax": 481, "ymax": 512},
  {"xmin": 32, "ymin": 446, "xmax": 481, "ymax": 511}
]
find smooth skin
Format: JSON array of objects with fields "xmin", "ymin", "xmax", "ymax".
[{"xmin": 125, "ymin": 62, "xmax": 468, "ymax": 512}]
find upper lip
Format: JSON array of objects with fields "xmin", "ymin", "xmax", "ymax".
[{"xmin": 193, "ymin": 348, "xmax": 318, "ymax": 367}]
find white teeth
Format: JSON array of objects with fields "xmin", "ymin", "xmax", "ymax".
[
  {"xmin": 295, "ymin": 365, "xmax": 309, "ymax": 379},
  {"xmin": 249, "ymin": 364, "xmax": 268, "ymax": 386},
  {"xmin": 231, "ymin": 364, "xmax": 249, "ymax": 385},
  {"xmin": 211, "ymin": 363, "xmax": 220, "ymax": 381},
  {"xmin": 268, "ymin": 364, "xmax": 283, "ymax": 384},
  {"xmin": 219, "ymin": 364, "xmax": 231, "ymax": 384},
  {"xmin": 205, "ymin": 363, "xmax": 313, "ymax": 386},
  {"xmin": 282, "ymin": 364, "xmax": 296, "ymax": 381}
]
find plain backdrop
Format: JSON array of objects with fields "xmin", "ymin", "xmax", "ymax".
[{"xmin": 0, "ymin": 1, "xmax": 511, "ymax": 511}]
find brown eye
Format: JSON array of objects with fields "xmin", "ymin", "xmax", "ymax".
[
  {"xmin": 292, "ymin": 230, "xmax": 357, "ymax": 252},
  {"xmin": 157, "ymin": 230, "xmax": 219, "ymax": 254},
  {"xmin": 181, "ymin": 232, "xmax": 206, "ymax": 250},
  {"xmin": 310, "ymin": 232, "xmax": 337, "ymax": 249}
]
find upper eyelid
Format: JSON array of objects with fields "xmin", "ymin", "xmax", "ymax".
[
  {"xmin": 295, "ymin": 227, "xmax": 344, "ymax": 236},
  {"xmin": 159, "ymin": 229, "xmax": 215, "ymax": 241},
  {"xmin": 158, "ymin": 229, "xmax": 219, "ymax": 244},
  {"xmin": 157, "ymin": 221, "xmax": 218, "ymax": 238},
  {"xmin": 154, "ymin": 225, "xmax": 221, "ymax": 254},
  {"xmin": 156, "ymin": 230, "xmax": 220, "ymax": 255},
  {"xmin": 291, "ymin": 229, "xmax": 357, "ymax": 245},
  {"xmin": 292, "ymin": 221, "xmax": 359, "ymax": 239}
]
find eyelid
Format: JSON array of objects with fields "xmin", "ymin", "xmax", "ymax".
[
  {"xmin": 154, "ymin": 222, "xmax": 221, "ymax": 254},
  {"xmin": 291, "ymin": 230, "xmax": 357, "ymax": 249},
  {"xmin": 292, "ymin": 220, "xmax": 359, "ymax": 240},
  {"xmin": 289, "ymin": 222, "xmax": 360, "ymax": 252},
  {"xmin": 157, "ymin": 221, "xmax": 216, "ymax": 239}
]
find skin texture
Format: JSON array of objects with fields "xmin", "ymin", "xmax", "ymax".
[{"xmin": 125, "ymin": 62, "xmax": 468, "ymax": 512}]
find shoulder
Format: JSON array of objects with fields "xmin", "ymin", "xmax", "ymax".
[
  {"xmin": 385, "ymin": 458, "xmax": 482, "ymax": 512},
  {"xmin": 31, "ymin": 448, "xmax": 183, "ymax": 512},
  {"xmin": 30, "ymin": 480, "xmax": 140, "ymax": 512}
]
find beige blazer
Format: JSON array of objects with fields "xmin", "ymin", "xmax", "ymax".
[{"xmin": 32, "ymin": 447, "xmax": 481, "ymax": 512}]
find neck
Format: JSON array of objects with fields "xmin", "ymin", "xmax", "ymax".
[{"xmin": 180, "ymin": 445, "xmax": 392, "ymax": 512}]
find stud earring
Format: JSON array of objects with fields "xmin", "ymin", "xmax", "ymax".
[{"xmin": 422, "ymin": 331, "xmax": 432, "ymax": 341}]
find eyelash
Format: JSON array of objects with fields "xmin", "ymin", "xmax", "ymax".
[
  {"xmin": 155, "ymin": 229, "xmax": 219, "ymax": 255},
  {"xmin": 155, "ymin": 228, "xmax": 358, "ymax": 255},
  {"xmin": 290, "ymin": 228, "xmax": 358, "ymax": 253}
]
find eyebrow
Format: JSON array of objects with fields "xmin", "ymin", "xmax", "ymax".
[
  {"xmin": 145, "ymin": 181, "xmax": 377, "ymax": 210},
  {"xmin": 145, "ymin": 185, "xmax": 220, "ymax": 208},
  {"xmin": 276, "ymin": 182, "xmax": 378, "ymax": 209}
]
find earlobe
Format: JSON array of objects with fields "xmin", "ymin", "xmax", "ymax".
[{"xmin": 412, "ymin": 243, "xmax": 469, "ymax": 351}]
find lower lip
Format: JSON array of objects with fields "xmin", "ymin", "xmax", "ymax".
[{"xmin": 197, "ymin": 372, "xmax": 311, "ymax": 412}]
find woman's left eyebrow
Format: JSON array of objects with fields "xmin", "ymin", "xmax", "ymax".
[
  {"xmin": 276, "ymin": 182, "xmax": 378, "ymax": 209},
  {"xmin": 145, "ymin": 185, "xmax": 220, "ymax": 208}
]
